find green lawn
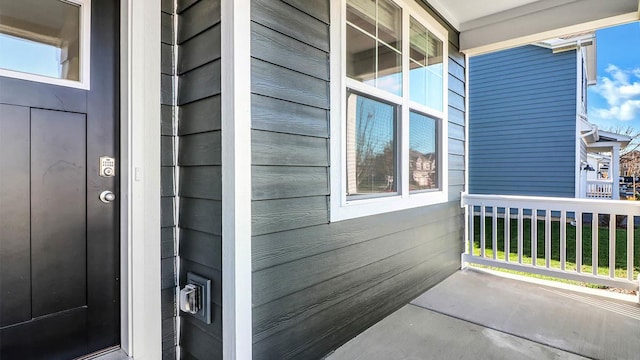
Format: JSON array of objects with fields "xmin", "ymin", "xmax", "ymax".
[{"xmin": 470, "ymin": 215, "xmax": 640, "ymax": 284}]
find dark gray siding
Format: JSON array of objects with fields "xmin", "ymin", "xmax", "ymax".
[
  {"xmin": 176, "ymin": 0, "xmax": 223, "ymax": 358},
  {"xmin": 161, "ymin": 0, "xmax": 178, "ymax": 358},
  {"xmin": 469, "ymin": 45, "xmax": 577, "ymax": 197},
  {"xmin": 250, "ymin": 1, "xmax": 465, "ymax": 359}
]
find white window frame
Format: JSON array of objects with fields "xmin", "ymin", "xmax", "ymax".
[
  {"xmin": 0, "ymin": 0, "xmax": 91, "ymax": 89},
  {"xmin": 330, "ymin": 0, "xmax": 449, "ymax": 222}
]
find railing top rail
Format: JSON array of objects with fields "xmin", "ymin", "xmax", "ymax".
[
  {"xmin": 461, "ymin": 192, "xmax": 640, "ymax": 215},
  {"xmin": 587, "ymin": 179, "xmax": 614, "ymax": 184}
]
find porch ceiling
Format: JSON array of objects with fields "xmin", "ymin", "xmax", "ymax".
[{"xmin": 425, "ymin": 0, "xmax": 640, "ymax": 55}]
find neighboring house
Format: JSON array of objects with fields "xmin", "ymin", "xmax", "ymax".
[
  {"xmin": 620, "ymin": 149, "xmax": 640, "ymax": 176},
  {"xmin": 468, "ymin": 35, "xmax": 630, "ymax": 199},
  {"xmin": 0, "ymin": 1, "xmax": 638, "ymax": 360}
]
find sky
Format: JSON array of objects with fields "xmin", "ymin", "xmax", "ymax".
[
  {"xmin": 587, "ymin": 21, "xmax": 640, "ymax": 133},
  {"xmin": 0, "ymin": 33, "xmax": 61, "ymax": 79}
]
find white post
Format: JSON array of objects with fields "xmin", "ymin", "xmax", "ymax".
[
  {"xmin": 221, "ymin": 0, "xmax": 253, "ymax": 359},
  {"xmin": 612, "ymin": 144, "xmax": 620, "ymax": 200},
  {"xmin": 121, "ymin": 0, "xmax": 162, "ymax": 357}
]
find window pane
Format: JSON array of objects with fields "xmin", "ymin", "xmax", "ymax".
[
  {"xmin": 409, "ymin": 112, "xmax": 438, "ymax": 191},
  {"xmin": 409, "ymin": 17, "xmax": 443, "ymax": 111},
  {"xmin": 377, "ymin": 0, "xmax": 401, "ymax": 50},
  {"xmin": 0, "ymin": 0, "xmax": 81, "ymax": 81},
  {"xmin": 377, "ymin": 42, "xmax": 401, "ymax": 96},
  {"xmin": 426, "ymin": 32, "xmax": 443, "ymax": 111},
  {"xmin": 346, "ymin": 0, "xmax": 402, "ymax": 96},
  {"xmin": 346, "ymin": 24, "xmax": 375, "ymax": 85},
  {"xmin": 346, "ymin": 92, "xmax": 397, "ymax": 196},
  {"xmin": 347, "ymin": 0, "xmax": 375, "ymax": 36}
]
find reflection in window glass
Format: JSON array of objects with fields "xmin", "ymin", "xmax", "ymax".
[
  {"xmin": 346, "ymin": 91, "xmax": 397, "ymax": 196},
  {"xmin": 346, "ymin": 24, "xmax": 376, "ymax": 86},
  {"xmin": 0, "ymin": 0, "xmax": 80, "ymax": 81},
  {"xmin": 377, "ymin": 0, "xmax": 401, "ymax": 50},
  {"xmin": 409, "ymin": 16, "xmax": 443, "ymax": 111},
  {"xmin": 346, "ymin": 0, "xmax": 375, "ymax": 36},
  {"xmin": 346, "ymin": 0, "xmax": 402, "ymax": 96},
  {"xmin": 377, "ymin": 43, "xmax": 402, "ymax": 95},
  {"xmin": 409, "ymin": 112, "xmax": 438, "ymax": 191}
]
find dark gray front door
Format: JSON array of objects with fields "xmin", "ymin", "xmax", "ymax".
[{"xmin": 0, "ymin": 1, "xmax": 119, "ymax": 359}]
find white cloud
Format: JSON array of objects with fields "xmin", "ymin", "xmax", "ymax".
[
  {"xmin": 594, "ymin": 100, "xmax": 640, "ymax": 121},
  {"xmin": 591, "ymin": 65, "xmax": 640, "ymax": 122}
]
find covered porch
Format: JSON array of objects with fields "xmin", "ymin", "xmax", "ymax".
[
  {"xmin": 329, "ymin": 192, "xmax": 640, "ymax": 359},
  {"xmin": 582, "ymin": 129, "xmax": 631, "ymax": 200},
  {"xmin": 328, "ymin": 268, "xmax": 640, "ymax": 360}
]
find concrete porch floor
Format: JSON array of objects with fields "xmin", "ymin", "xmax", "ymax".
[{"xmin": 327, "ymin": 269, "xmax": 640, "ymax": 360}]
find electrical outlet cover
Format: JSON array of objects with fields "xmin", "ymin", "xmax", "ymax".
[{"xmin": 186, "ymin": 272, "xmax": 212, "ymax": 324}]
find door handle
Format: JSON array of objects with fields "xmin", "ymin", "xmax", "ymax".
[{"xmin": 99, "ymin": 191, "xmax": 116, "ymax": 203}]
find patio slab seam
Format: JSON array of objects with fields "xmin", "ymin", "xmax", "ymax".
[{"xmin": 406, "ymin": 303, "xmax": 590, "ymax": 360}]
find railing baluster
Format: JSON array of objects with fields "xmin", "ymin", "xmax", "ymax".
[
  {"xmin": 576, "ymin": 212, "xmax": 582, "ymax": 273},
  {"xmin": 460, "ymin": 193, "xmax": 638, "ymax": 290},
  {"xmin": 545, "ymin": 210, "xmax": 551, "ymax": 269},
  {"xmin": 532, "ymin": 209, "xmax": 537, "ymax": 267},
  {"xmin": 468, "ymin": 205, "xmax": 474, "ymax": 255},
  {"xmin": 560, "ymin": 211, "xmax": 566, "ymax": 271},
  {"xmin": 480, "ymin": 206, "xmax": 486, "ymax": 258},
  {"xmin": 505, "ymin": 207, "xmax": 510, "ymax": 262},
  {"xmin": 492, "ymin": 207, "xmax": 498, "ymax": 260},
  {"xmin": 517, "ymin": 208, "xmax": 523, "ymax": 264},
  {"xmin": 609, "ymin": 214, "xmax": 616, "ymax": 279},
  {"xmin": 628, "ymin": 215, "xmax": 634, "ymax": 281},
  {"xmin": 592, "ymin": 212, "xmax": 598, "ymax": 276}
]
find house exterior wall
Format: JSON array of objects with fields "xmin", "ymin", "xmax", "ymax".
[
  {"xmin": 168, "ymin": 0, "xmax": 465, "ymax": 358},
  {"xmin": 160, "ymin": 0, "xmax": 178, "ymax": 357},
  {"xmin": 176, "ymin": 0, "xmax": 223, "ymax": 358},
  {"xmin": 469, "ymin": 45, "xmax": 577, "ymax": 197},
  {"xmin": 249, "ymin": 1, "xmax": 465, "ymax": 359}
]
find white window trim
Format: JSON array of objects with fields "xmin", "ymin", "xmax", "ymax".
[
  {"xmin": 330, "ymin": 0, "xmax": 449, "ymax": 222},
  {"xmin": 0, "ymin": 0, "xmax": 91, "ymax": 90}
]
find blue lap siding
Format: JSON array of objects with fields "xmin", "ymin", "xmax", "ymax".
[{"xmin": 469, "ymin": 45, "xmax": 577, "ymax": 197}]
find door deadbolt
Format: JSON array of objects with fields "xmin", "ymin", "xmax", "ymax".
[
  {"xmin": 99, "ymin": 191, "xmax": 116, "ymax": 203},
  {"xmin": 99, "ymin": 156, "xmax": 116, "ymax": 177}
]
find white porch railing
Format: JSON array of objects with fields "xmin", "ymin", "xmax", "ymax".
[
  {"xmin": 461, "ymin": 193, "xmax": 640, "ymax": 291},
  {"xmin": 586, "ymin": 180, "xmax": 613, "ymax": 199}
]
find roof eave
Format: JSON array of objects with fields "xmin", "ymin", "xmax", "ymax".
[{"xmin": 457, "ymin": 0, "xmax": 639, "ymax": 56}]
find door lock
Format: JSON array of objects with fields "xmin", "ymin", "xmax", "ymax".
[
  {"xmin": 99, "ymin": 191, "xmax": 116, "ymax": 203},
  {"xmin": 99, "ymin": 156, "xmax": 116, "ymax": 177}
]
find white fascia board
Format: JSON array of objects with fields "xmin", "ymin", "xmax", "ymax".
[
  {"xmin": 585, "ymin": 40, "xmax": 597, "ymax": 84},
  {"xmin": 460, "ymin": 0, "xmax": 639, "ymax": 55},
  {"xmin": 598, "ymin": 130, "xmax": 633, "ymax": 143},
  {"xmin": 587, "ymin": 141, "xmax": 623, "ymax": 151},
  {"xmin": 420, "ymin": 0, "xmax": 461, "ymax": 29}
]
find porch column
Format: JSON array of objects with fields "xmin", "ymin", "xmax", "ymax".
[
  {"xmin": 221, "ymin": 0, "xmax": 253, "ymax": 358},
  {"xmin": 612, "ymin": 144, "xmax": 620, "ymax": 200}
]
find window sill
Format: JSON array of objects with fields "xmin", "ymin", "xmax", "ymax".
[{"xmin": 330, "ymin": 189, "xmax": 449, "ymax": 222}]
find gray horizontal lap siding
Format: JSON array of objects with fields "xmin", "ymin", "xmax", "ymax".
[
  {"xmin": 250, "ymin": 0, "xmax": 465, "ymax": 359},
  {"xmin": 176, "ymin": 0, "xmax": 223, "ymax": 359},
  {"xmin": 160, "ymin": 0, "xmax": 177, "ymax": 358},
  {"xmin": 469, "ymin": 45, "xmax": 577, "ymax": 197}
]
